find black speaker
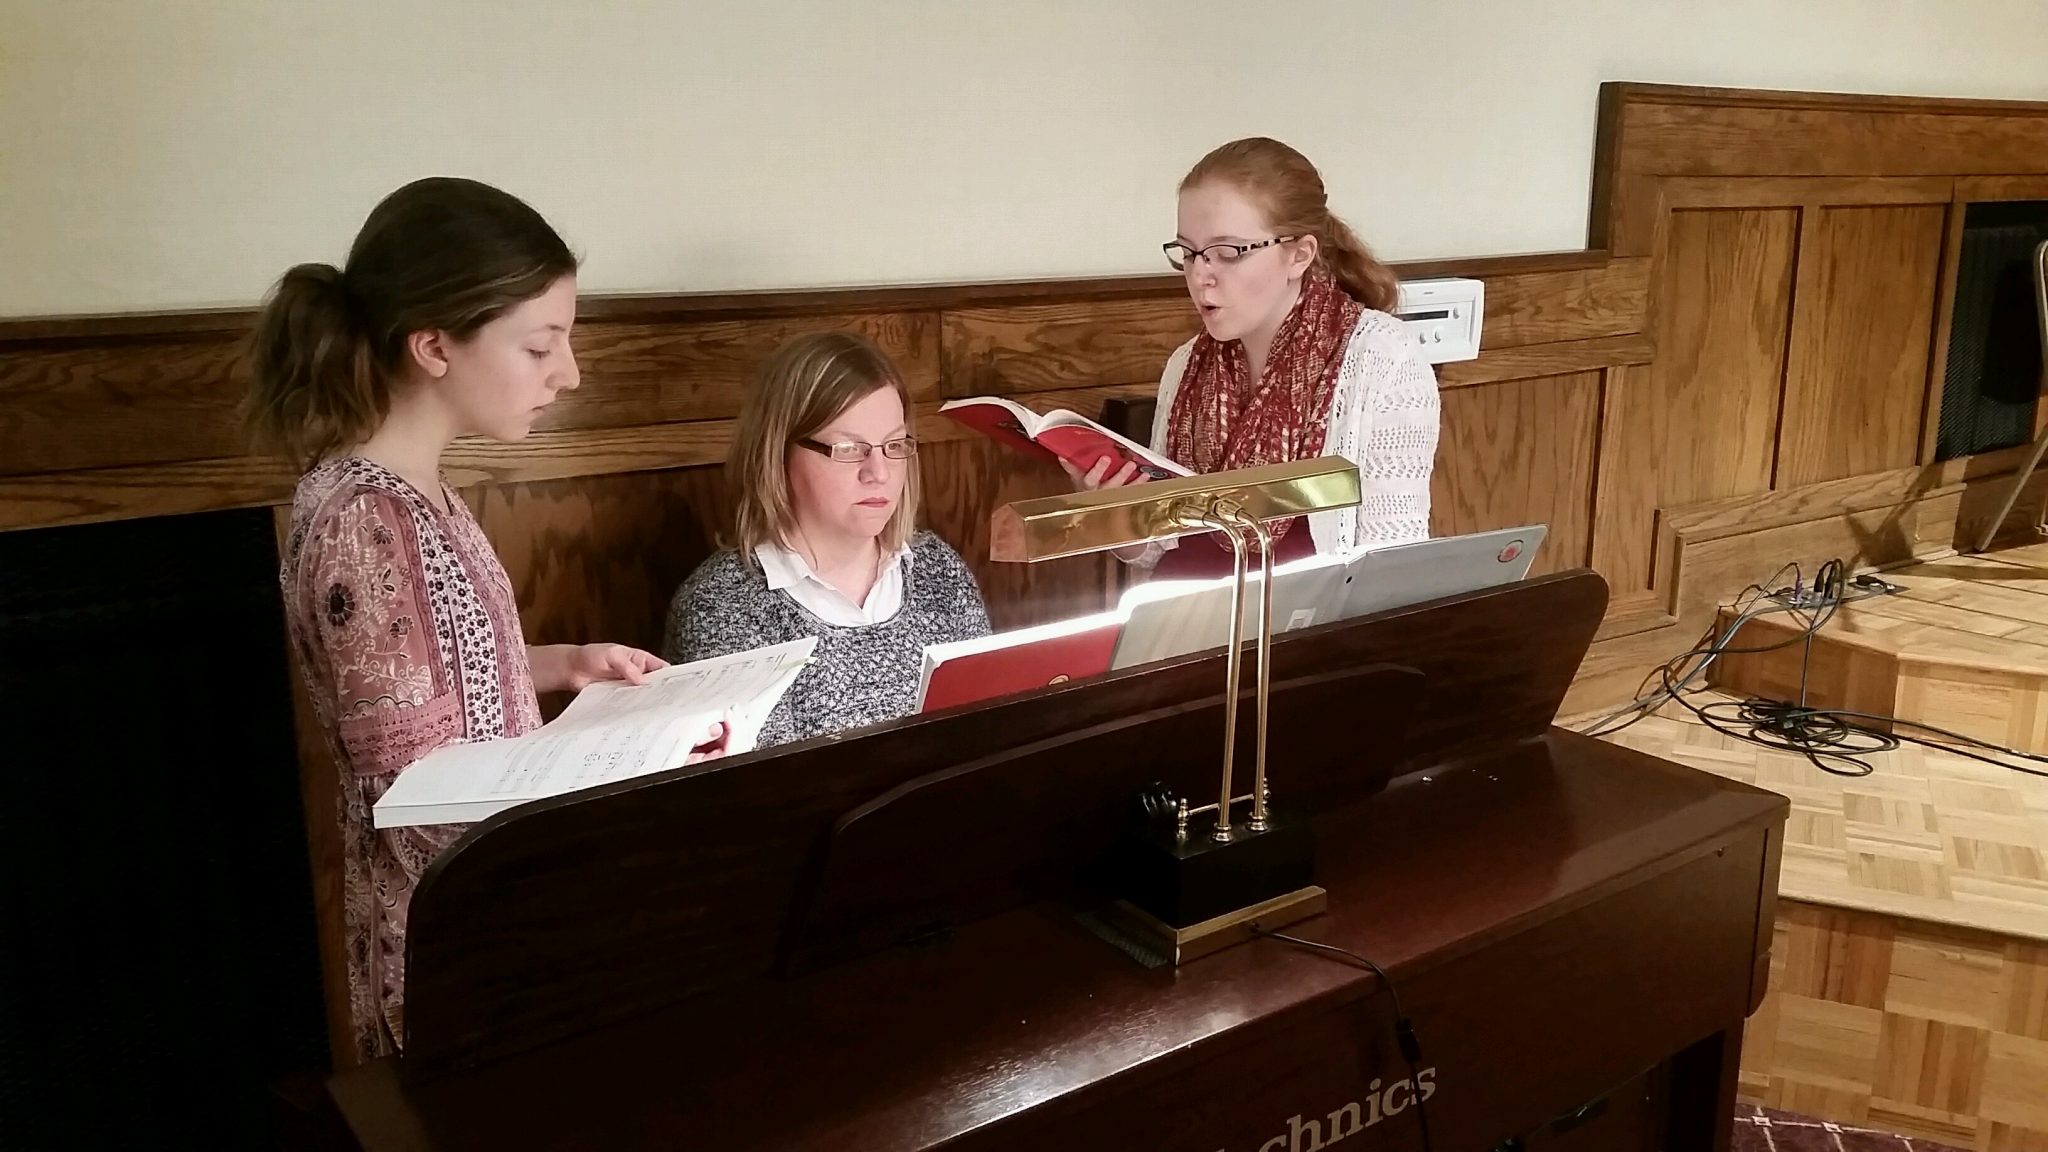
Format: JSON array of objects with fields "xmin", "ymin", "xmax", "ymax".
[
  {"xmin": 1935, "ymin": 201, "xmax": 2048, "ymax": 461},
  {"xmin": 0, "ymin": 509, "xmax": 328, "ymax": 1149}
]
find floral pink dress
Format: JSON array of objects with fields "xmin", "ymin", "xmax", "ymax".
[{"xmin": 280, "ymin": 456, "xmax": 541, "ymax": 1060}]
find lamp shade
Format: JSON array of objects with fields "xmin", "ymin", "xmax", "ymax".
[{"xmin": 990, "ymin": 457, "xmax": 1363, "ymax": 563}]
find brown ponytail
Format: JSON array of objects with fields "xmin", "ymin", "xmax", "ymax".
[
  {"xmin": 1179, "ymin": 137, "xmax": 1399, "ymax": 312},
  {"xmin": 244, "ymin": 264, "xmax": 382, "ymax": 470},
  {"xmin": 1315, "ymin": 212, "xmax": 1400, "ymax": 313},
  {"xmin": 242, "ymin": 177, "xmax": 579, "ymax": 470}
]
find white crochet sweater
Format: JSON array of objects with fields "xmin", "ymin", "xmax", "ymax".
[{"xmin": 1132, "ymin": 309, "xmax": 1442, "ymax": 568}]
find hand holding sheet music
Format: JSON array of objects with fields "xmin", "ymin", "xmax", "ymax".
[{"xmin": 373, "ymin": 637, "xmax": 817, "ymax": 828}]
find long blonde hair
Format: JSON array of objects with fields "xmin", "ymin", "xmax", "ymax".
[
  {"xmin": 727, "ymin": 332, "xmax": 921, "ymax": 560},
  {"xmin": 1181, "ymin": 137, "xmax": 1399, "ymax": 312}
]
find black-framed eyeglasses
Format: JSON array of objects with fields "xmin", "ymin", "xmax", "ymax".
[
  {"xmin": 1163, "ymin": 236, "xmax": 1301, "ymax": 271},
  {"xmin": 796, "ymin": 435, "xmax": 918, "ymax": 463}
]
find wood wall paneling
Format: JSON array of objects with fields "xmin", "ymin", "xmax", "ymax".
[
  {"xmin": 0, "ymin": 422, "xmax": 772, "ymax": 534},
  {"xmin": 0, "ymin": 334, "xmax": 251, "ymax": 474},
  {"xmin": 1661, "ymin": 443, "xmax": 2040, "ymax": 544},
  {"xmin": 915, "ymin": 437, "xmax": 1124, "ymax": 631},
  {"xmin": 935, "ymin": 254, "xmax": 1655, "ymax": 400},
  {"xmin": 0, "ymin": 453, "xmax": 298, "ymax": 531},
  {"xmin": 1588, "ymin": 364, "xmax": 1661, "ymax": 597},
  {"xmin": 0, "ymin": 307, "xmax": 939, "ymax": 479},
  {"xmin": 0, "ymin": 389, "xmax": 1138, "ymax": 536},
  {"xmin": 1653, "ymin": 206, "xmax": 1800, "ymax": 504},
  {"xmin": 1610, "ymin": 89, "xmax": 2048, "ymax": 180},
  {"xmin": 0, "ymin": 251, "xmax": 1649, "ymax": 535},
  {"xmin": 1433, "ymin": 332, "xmax": 1653, "ymax": 389},
  {"xmin": 1667, "ymin": 477, "xmax": 2047, "ymax": 624},
  {"xmin": 1659, "ymin": 176, "xmax": 1958, "ymax": 211},
  {"xmin": 1953, "ymin": 175, "xmax": 2048, "ymax": 204},
  {"xmin": 1575, "ymin": 452, "xmax": 2048, "ymax": 716},
  {"xmin": 1431, "ymin": 371, "xmax": 1601, "ymax": 574},
  {"xmin": 1921, "ymin": 197, "xmax": 1976, "ymax": 463},
  {"xmin": 543, "ymin": 311, "xmax": 942, "ymax": 431},
  {"xmin": 1574, "ymin": 109, "xmax": 2031, "ymax": 703},
  {"xmin": 1564, "ymin": 84, "xmax": 2048, "ymax": 718},
  {"xmin": 471, "ymin": 440, "xmax": 1128, "ymax": 661},
  {"xmin": 471, "ymin": 467, "xmax": 735, "ymax": 659},
  {"xmin": 1431, "ymin": 251, "xmax": 1655, "ymax": 391},
  {"xmin": 1475, "ymin": 256, "xmax": 1651, "ymax": 348},
  {"xmin": 938, "ymin": 298, "xmax": 1198, "ymax": 398},
  {"xmin": 1775, "ymin": 203, "xmax": 1951, "ymax": 488}
]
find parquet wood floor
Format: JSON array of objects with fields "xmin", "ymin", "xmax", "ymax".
[{"xmin": 1567, "ymin": 543, "xmax": 2048, "ymax": 1148}]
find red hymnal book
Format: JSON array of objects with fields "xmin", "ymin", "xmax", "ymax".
[
  {"xmin": 916, "ymin": 610, "xmax": 1124, "ymax": 713},
  {"xmin": 938, "ymin": 396, "xmax": 1191, "ymax": 481}
]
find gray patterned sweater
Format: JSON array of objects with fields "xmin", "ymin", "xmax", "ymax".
[{"xmin": 661, "ymin": 530, "xmax": 993, "ymax": 748}]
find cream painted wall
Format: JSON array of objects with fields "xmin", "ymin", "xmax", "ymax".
[{"xmin": 4, "ymin": 0, "xmax": 2047, "ymax": 316}]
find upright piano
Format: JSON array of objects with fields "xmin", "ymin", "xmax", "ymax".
[{"xmin": 329, "ymin": 570, "xmax": 1786, "ymax": 1151}]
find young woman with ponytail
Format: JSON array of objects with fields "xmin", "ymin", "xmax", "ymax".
[
  {"xmin": 248, "ymin": 177, "xmax": 723, "ymax": 1059},
  {"xmin": 1066, "ymin": 138, "xmax": 1441, "ymax": 578}
]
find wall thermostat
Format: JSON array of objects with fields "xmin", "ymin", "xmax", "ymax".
[{"xmin": 1392, "ymin": 277, "xmax": 1484, "ymax": 364}]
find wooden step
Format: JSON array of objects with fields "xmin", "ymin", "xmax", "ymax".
[
  {"xmin": 1593, "ymin": 692, "xmax": 2048, "ymax": 942},
  {"xmin": 1708, "ymin": 550, "xmax": 2048, "ymax": 754}
]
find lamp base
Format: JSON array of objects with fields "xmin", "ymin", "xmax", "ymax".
[
  {"xmin": 1109, "ymin": 806, "xmax": 1315, "ymax": 929},
  {"xmin": 1089, "ymin": 884, "xmax": 1327, "ymax": 968}
]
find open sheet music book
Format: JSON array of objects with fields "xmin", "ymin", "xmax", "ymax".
[{"xmin": 372, "ymin": 637, "xmax": 818, "ymax": 829}]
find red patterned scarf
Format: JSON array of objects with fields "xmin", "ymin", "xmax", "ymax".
[{"xmin": 1164, "ymin": 265, "xmax": 1362, "ymax": 540}]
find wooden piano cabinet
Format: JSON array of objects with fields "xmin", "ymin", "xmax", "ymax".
[
  {"xmin": 817, "ymin": 740, "xmax": 1780, "ymax": 1152},
  {"xmin": 327, "ymin": 574, "xmax": 1787, "ymax": 1152}
]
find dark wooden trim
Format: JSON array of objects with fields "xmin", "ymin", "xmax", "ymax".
[
  {"xmin": 1592, "ymin": 592, "xmax": 1677, "ymax": 642},
  {"xmin": 1657, "ymin": 175, "xmax": 1957, "ymax": 209},
  {"xmin": 1953, "ymin": 174, "xmax": 2048, "ymax": 202},
  {"xmin": 1391, "ymin": 248, "xmax": 1613, "ymax": 279},
  {"xmin": 574, "ymin": 276, "xmax": 1188, "ymax": 323},
  {"xmin": 0, "ymin": 251, "xmax": 1615, "ymax": 345},
  {"xmin": 1661, "ymin": 441, "xmax": 2039, "ymax": 542},
  {"xmin": 1921, "ymin": 199, "xmax": 1969, "ymax": 465},
  {"xmin": 0, "ymin": 246, "xmax": 1641, "ymax": 531},
  {"xmin": 0, "ymin": 308, "xmax": 259, "ymax": 342},
  {"xmin": 1436, "ymin": 333, "xmax": 1654, "ymax": 389},
  {"xmin": 1588, "ymin": 82, "xmax": 1628, "ymax": 252},
  {"xmin": 1603, "ymin": 81, "xmax": 2048, "ymax": 117},
  {"xmin": 0, "ymin": 385, "xmax": 1162, "ymax": 533}
]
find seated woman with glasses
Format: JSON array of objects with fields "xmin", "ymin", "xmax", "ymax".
[
  {"xmin": 663, "ymin": 331, "xmax": 991, "ymax": 747},
  {"xmin": 1066, "ymin": 137, "xmax": 1440, "ymax": 579}
]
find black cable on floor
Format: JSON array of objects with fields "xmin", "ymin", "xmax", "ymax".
[{"xmin": 1586, "ymin": 557, "xmax": 2048, "ymax": 780}]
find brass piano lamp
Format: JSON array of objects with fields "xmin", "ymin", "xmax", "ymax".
[{"xmin": 991, "ymin": 456, "xmax": 1363, "ymax": 964}]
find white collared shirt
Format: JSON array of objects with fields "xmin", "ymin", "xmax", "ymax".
[{"xmin": 753, "ymin": 541, "xmax": 913, "ymax": 626}]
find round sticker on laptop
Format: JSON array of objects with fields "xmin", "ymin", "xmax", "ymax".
[{"xmin": 1497, "ymin": 540, "xmax": 1525, "ymax": 563}]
